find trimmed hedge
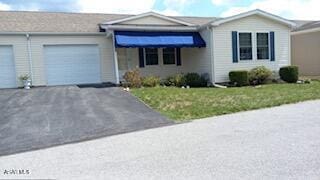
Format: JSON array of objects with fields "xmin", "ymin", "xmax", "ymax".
[
  {"xmin": 184, "ymin": 73, "xmax": 208, "ymax": 87},
  {"xmin": 249, "ymin": 66, "xmax": 272, "ymax": 85},
  {"xmin": 229, "ymin": 70, "xmax": 249, "ymax": 87},
  {"xmin": 279, "ymin": 66, "xmax": 299, "ymax": 83}
]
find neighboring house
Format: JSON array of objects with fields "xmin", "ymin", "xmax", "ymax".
[
  {"xmin": 291, "ymin": 20, "xmax": 320, "ymax": 76},
  {"xmin": 0, "ymin": 9, "xmax": 295, "ymax": 89}
]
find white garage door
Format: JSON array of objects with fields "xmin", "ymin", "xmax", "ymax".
[
  {"xmin": 45, "ymin": 45, "xmax": 101, "ymax": 86},
  {"xmin": 0, "ymin": 46, "xmax": 16, "ymax": 88}
]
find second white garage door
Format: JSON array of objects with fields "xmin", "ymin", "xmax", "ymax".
[{"xmin": 45, "ymin": 45, "xmax": 101, "ymax": 86}]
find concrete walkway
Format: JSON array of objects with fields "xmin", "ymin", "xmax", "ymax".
[{"xmin": 0, "ymin": 100, "xmax": 320, "ymax": 180}]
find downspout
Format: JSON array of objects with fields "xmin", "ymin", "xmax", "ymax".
[
  {"xmin": 111, "ymin": 31, "xmax": 120, "ymax": 84},
  {"xmin": 26, "ymin": 34, "xmax": 33, "ymax": 85}
]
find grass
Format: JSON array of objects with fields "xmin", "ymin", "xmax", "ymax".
[{"xmin": 131, "ymin": 81, "xmax": 320, "ymax": 122}]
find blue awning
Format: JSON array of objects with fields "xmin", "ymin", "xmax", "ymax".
[{"xmin": 114, "ymin": 31, "xmax": 206, "ymax": 48}]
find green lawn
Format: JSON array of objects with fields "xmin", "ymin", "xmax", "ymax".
[{"xmin": 131, "ymin": 81, "xmax": 320, "ymax": 122}]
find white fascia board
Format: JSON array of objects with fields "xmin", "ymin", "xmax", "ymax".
[
  {"xmin": 206, "ymin": 9, "xmax": 296, "ymax": 28},
  {"xmin": 101, "ymin": 24, "xmax": 199, "ymax": 32},
  {"xmin": 102, "ymin": 12, "xmax": 195, "ymax": 26}
]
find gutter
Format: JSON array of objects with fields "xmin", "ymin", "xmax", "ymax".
[
  {"xmin": 0, "ymin": 32, "xmax": 106, "ymax": 36},
  {"xmin": 101, "ymin": 25, "xmax": 199, "ymax": 32},
  {"xmin": 26, "ymin": 34, "xmax": 33, "ymax": 84}
]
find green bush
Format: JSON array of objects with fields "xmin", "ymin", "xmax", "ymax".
[
  {"xmin": 249, "ymin": 66, "xmax": 272, "ymax": 85},
  {"xmin": 279, "ymin": 66, "xmax": 299, "ymax": 83},
  {"xmin": 184, "ymin": 73, "xmax": 208, "ymax": 87},
  {"xmin": 123, "ymin": 68, "xmax": 142, "ymax": 88},
  {"xmin": 229, "ymin": 70, "xmax": 249, "ymax": 87},
  {"xmin": 163, "ymin": 74, "xmax": 186, "ymax": 87},
  {"xmin": 142, "ymin": 76, "xmax": 160, "ymax": 87}
]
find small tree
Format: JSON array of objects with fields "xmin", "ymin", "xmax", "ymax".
[{"xmin": 123, "ymin": 68, "xmax": 142, "ymax": 88}]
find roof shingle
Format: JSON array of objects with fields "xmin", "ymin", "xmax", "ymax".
[{"xmin": 0, "ymin": 11, "xmax": 215, "ymax": 33}]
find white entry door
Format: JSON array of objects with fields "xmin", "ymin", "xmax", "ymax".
[
  {"xmin": 0, "ymin": 46, "xmax": 16, "ymax": 88},
  {"xmin": 44, "ymin": 45, "xmax": 101, "ymax": 86}
]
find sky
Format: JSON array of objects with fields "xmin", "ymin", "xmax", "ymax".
[{"xmin": 0, "ymin": 0, "xmax": 319, "ymax": 20}]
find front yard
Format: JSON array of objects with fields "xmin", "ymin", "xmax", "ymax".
[{"xmin": 132, "ymin": 81, "xmax": 320, "ymax": 121}]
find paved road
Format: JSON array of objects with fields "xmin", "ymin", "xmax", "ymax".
[
  {"xmin": 0, "ymin": 86, "xmax": 171, "ymax": 156},
  {"xmin": 0, "ymin": 100, "xmax": 320, "ymax": 180}
]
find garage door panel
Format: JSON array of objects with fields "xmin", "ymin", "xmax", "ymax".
[
  {"xmin": 0, "ymin": 46, "xmax": 16, "ymax": 88},
  {"xmin": 45, "ymin": 45, "xmax": 101, "ymax": 86}
]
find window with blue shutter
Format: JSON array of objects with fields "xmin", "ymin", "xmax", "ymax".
[
  {"xmin": 270, "ymin": 31, "xmax": 275, "ymax": 61},
  {"xmin": 232, "ymin": 31, "xmax": 238, "ymax": 63},
  {"xmin": 139, "ymin": 48, "xmax": 145, "ymax": 67}
]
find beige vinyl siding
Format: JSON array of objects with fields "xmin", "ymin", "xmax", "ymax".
[
  {"xmin": 116, "ymin": 29, "xmax": 213, "ymax": 80},
  {"xmin": 182, "ymin": 28, "xmax": 213, "ymax": 81},
  {"xmin": 117, "ymin": 48, "xmax": 185, "ymax": 78},
  {"xmin": 29, "ymin": 35, "xmax": 115, "ymax": 86},
  {"xmin": 0, "ymin": 35, "xmax": 30, "ymax": 87},
  {"xmin": 213, "ymin": 15, "xmax": 291, "ymax": 82},
  {"xmin": 291, "ymin": 31, "xmax": 320, "ymax": 76}
]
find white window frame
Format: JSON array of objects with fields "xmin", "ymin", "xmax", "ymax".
[
  {"xmin": 144, "ymin": 48, "xmax": 159, "ymax": 66},
  {"xmin": 237, "ymin": 32, "xmax": 254, "ymax": 61},
  {"xmin": 256, "ymin": 32, "xmax": 270, "ymax": 61},
  {"xmin": 162, "ymin": 48, "xmax": 177, "ymax": 65}
]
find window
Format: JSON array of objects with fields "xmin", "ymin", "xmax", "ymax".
[
  {"xmin": 145, "ymin": 48, "xmax": 158, "ymax": 65},
  {"xmin": 163, "ymin": 48, "xmax": 176, "ymax": 65},
  {"xmin": 239, "ymin": 33, "xmax": 253, "ymax": 60},
  {"xmin": 257, "ymin": 33, "xmax": 269, "ymax": 60}
]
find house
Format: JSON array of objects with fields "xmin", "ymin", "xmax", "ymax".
[
  {"xmin": 0, "ymin": 9, "xmax": 295, "ymax": 88},
  {"xmin": 291, "ymin": 20, "xmax": 320, "ymax": 76}
]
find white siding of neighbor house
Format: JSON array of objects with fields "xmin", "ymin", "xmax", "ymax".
[
  {"xmin": 0, "ymin": 35, "xmax": 30, "ymax": 87},
  {"xmin": 116, "ymin": 28, "xmax": 213, "ymax": 81},
  {"xmin": 119, "ymin": 16, "xmax": 180, "ymax": 26},
  {"xmin": 212, "ymin": 15, "xmax": 291, "ymax": 82},
  {"xmin": 29, "ymin": 35, "xmax": 115, "ymax": 86}
]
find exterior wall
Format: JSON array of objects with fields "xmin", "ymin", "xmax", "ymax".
[
  {"xmin": 0, "ymin": 34, "xmax": 116, "ymax": 87},
  {"xmin": 212, "ymin": 15, "xmax": 291, "ymax": 82},
  {"xmin": 291, "ymin": 31, "xmax": 320, "ymax": 76},
  {"xmin": 116, "ymin": 28, "xmax": 213, "ymax": 81},
  {"xmin": 119, "ymin": 16, "xmax": 180, "ymax": 26},
  {"xmin": 117, "ymin": 48, "xmax": 186, "ymax": 79},
  {"xmin": 182, "ymin": 28, "xmax": 213, "ymax": 81},
  {"xmin": 0, "ymin": 35, "xmax": 30, "ymax": 87}
]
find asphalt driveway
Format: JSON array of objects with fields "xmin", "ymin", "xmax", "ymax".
[
  {"xmin": 0, "ymin": 86, "xmax": 172, "ymax": 156},
  {"xmin": 0, "ymin": 100, "xmax": 319, "ymax": 179}
]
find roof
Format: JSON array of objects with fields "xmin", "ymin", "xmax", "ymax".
[
  {"xmin": 0, "ymin": 10, "xmax": 214, "ymax": 33},
  {"xmin": 292, "ymin": 20, "xmax": 320, "ymax": 32},
  {"xmin": 0, "ymin": 10, "xmax": 307, "ymax": 34},
  {"xmin": 207, "ymin": 9, "xmax": 296, "ymax": 27}
]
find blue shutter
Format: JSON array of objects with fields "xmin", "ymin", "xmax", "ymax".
[
  {"xmin": 176, "ymin": 48, "xmax": 181, "ymax": 66},
  {"xmin": 139, "ymin": 48, "xmax": 145, "ymax": 68},
  {"xmin": 270, "ymin": 31, "xmax": 275, "ymax": 61},
  {"xmin": 232, "ymin": 31, "xmax": 238, "ymax": 63}
]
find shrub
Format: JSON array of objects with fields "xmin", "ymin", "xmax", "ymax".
[
  {"xmin": 200, "ymin": 73, "xmax": 210, "ymax": 87},
  {"xmin": 163, "ymin": 74, "xmax": 186, "ymax": 87},
  {"xmin": 184, "ymin": 73, "xmax": 207, "ymax": 87},
  {"xmin": 142, "ymin": 76, "xmax": 160, "ymax": 87},
  {"xmin": 229, "ymin": 70, "xmax": 249, "ymax": 87},
  {"xmin": 279, "ymin": 66, "xmax": 299, "ymax": 83},
  {"xmin": 123, "ymin": 68, "xmax": 142, "ymax": 88},
  {"xmin": 249, "ymin": 66, "xmax": 272, "ymax": 85}
]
